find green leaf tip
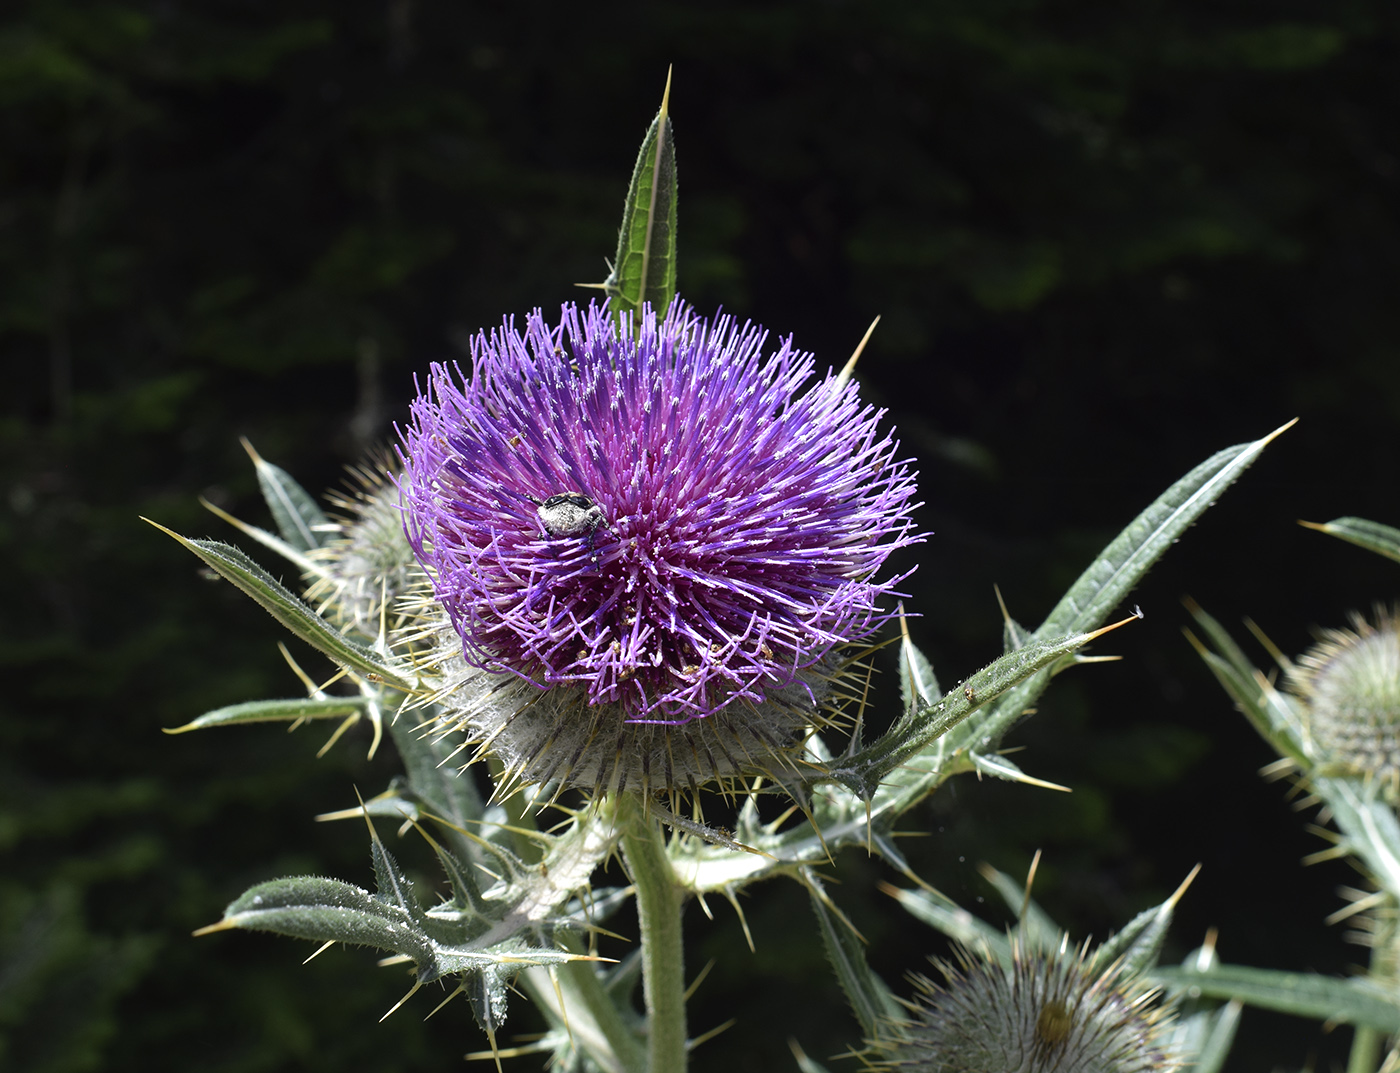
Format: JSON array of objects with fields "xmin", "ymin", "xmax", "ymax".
[
  {"xmin": 595, "ymin": 67, "xmax": 678, "ymax": 322},
  {"xmin": 1299, "ymin": 515, "xmax": 1400, "ymax": 565}
]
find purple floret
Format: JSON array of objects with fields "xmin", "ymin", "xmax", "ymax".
[{"xmin": 399, "ymin": 300, "xmax": 919, "ymax": 724}]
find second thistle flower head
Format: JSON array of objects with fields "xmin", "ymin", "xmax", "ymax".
[{"xmin": 399, "ymin": 300, "xmax": 918, "ymax": 783}]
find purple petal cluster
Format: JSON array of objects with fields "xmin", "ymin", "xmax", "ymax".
[{"xmin": 400, "ymin": 301, "xmax": 919, "ymax": 725}]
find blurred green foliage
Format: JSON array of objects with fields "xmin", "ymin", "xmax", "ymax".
[{"xmin": 3, "ymin": 1, "xmax": 1399, "ymax": 1070}]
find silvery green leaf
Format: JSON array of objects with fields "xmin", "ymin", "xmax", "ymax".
[
  {"xmin": 245, "ymin": 440, "xmax": 331, "ymax": 552},
  {"xmin": 464, "ymin": 965, "xmax": 511, "ymax": 1037},
  {"xmin": 164, "ymin": 696, "xmax": 367, "ymax": 734},
  {"xmin": 1184, "ymin": 603, "xmax": 1310, "ymax": 765},
  {"xmin": 604, "ymin": 72, "xmax": 677, "ymax": 320},
  {"xmin": 806, "ymin": 870, "xmax": 901, "ymax": 1039},
  {"xmin": 214, "ymin": 876, "xmax": 435, "ymax": 967},
  {"xmin": 147, "ymin": 523, "xmax": 411, "ymax": 688},
  {"xmin": 1150, "ymin": 964, "xmax": 1400, "ymax": 1033},
  {"xmin": 1091, "ymin": 869, "xmax": 1196, "ymax": 980},
  {"xmin": 1304, "ymin": 515, "xmax": 1400, "ymax": 564}
]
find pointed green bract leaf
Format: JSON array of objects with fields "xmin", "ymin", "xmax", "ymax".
[
  {"xmin": 806, "ymin": 872, "xmax": 901, "ymax": 1039},
  {"xmin": 464, "ymin": 966, "xmax": 511, "ymax": 1037},
  {"xmin": 1093, "ymin": 892, "xmax": 1177, "ymax": 980},
  {"xmin": 165, "ymin": 696, "xmax": 367, "ymax": 733},
  {"xmin": 1305, "ymin": 515, "xmax": 1400, "ymax": 564},
  {"xmin": 886, "ymin": 886, "xmax": 1012, "ymax": 966},
  {"xmin": 957, "ymin": 423, "xmax": 1292, "ymax": 761},
  {"xmin": 1151, "ymin": 964, "xmax": 1400, "ymax": 1033},
  {"xmin": 148, "ymin": 523, "xmax": 411, "ymax": 688},
  {"xmin": 1039, "ymin": 422, "xmax": 1293, "ymax": 640},
  {"xmin": 1313, "ymin": 775, "xmax": 1400, "ymax": 896},
  {"xmin": 980, "ymin": 866, "xmax": 1059, "ymax": 953},
  {"xmin": 899, "ymin": 630, "xmax": 940, "ymax": 713},
  {"xmin": 251, "ymin": 451, "xmax": 331, "ymax": 552},
  {"xmin": 844, "ymin": 627, "xmax": 1109, "ymax": 797},
  {"xmin": 605, "ymin": 76, "xmax": 677, "ymax": 320}
]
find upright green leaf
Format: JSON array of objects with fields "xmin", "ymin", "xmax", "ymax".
[
  {"xmin": 243, "ymin": 438, "xmax": 331, "ymax": 552},
  {"xmin": 603, "ymin": 71, "xmax": 678, "ymax": 320},
  {"xmin": 805, "ymin": 870, "xmax": 901, "ymax": 1039}
]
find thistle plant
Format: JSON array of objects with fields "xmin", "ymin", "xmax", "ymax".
[
  {"xmin": 153, "ymin": 77, "xmax": 1302, "ymax": 1072},
  {"xmin": 1183, "ymin": 517, "xmax": 1400, "ymax": 1071}
]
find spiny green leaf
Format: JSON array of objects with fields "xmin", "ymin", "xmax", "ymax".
[
  {"xmin": 146, "ymin": 521, "xmax": 412, "ymax": 688},
  {"xmin": 603, "ymin": 71, "xmax": 677, "ymax": 320},
  {"xmin": 962, "ymin": 420, "xmax": 1294, "ymax": 761},
  {"xmin": 885, "ymin": 885, "xmax": 1012, "ymax": 966},
  {"xmin": 1302, "ymin": 515, "xmax": 1400, "ymax": 565},
  {"xmin": 898, "ymin": 626, "xmax": 940, "ymax": 713},
  {"xmin": 243, "ymin": 438, "xmax": 331, "ymax": 552},
  {"xmin": 164, "ymin": 696, "xmax": 366, "ymax": 733},
  {"xmin": 1091, "ymin": 866, "xmax": 1197, "ymax": 980},
  {"xmin": 844, "ymin": 624, "xmax": 1122, "ymax": 797},
  {"xmin": 806, "ymin": 870, "xmax": 901, "ymax": 1039},
  {"xmin": 213, "ymin": 875, "xmax": 435, "ymax": 966},
  {"xmin": 1151, "ymin": 963, "xmax": 1400, "ymax": 1033},
  {"xmin": 1038, "ymin": 420, "xmax": 1294, "ymax": 639}
]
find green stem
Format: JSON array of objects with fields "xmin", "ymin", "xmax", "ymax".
[
  {"xmin": 618, "ymin": 795, "xmax": 687, "ymax": 1073},
  {"xmin": 1346, "ymin": 1025, "xmax": 1382, "ymax": 1073}
]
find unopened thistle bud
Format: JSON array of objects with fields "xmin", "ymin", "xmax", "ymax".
[
  {"xmin": 873, "ymin": 938, "xmax": 1177, "ymax": 1073},
  {"xmin": 1289, "ymin": 605, "xmax": 1400, "ymax": 797},
  {"xmin": 397, "ymin": 300, "xmax": 920, "ymax": 794}
]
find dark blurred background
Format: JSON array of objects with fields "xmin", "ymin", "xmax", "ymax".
[{"xmin": 4, "ymin": 2, "xmax": 1399, "ymax": 1071}]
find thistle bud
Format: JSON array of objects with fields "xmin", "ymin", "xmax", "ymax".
[{"xmin": 1289, "ymin": 605, "xmax": 1400, "ymax": 797}]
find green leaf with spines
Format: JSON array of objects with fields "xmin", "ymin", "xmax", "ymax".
[
  {"xmin": 218, "ymin": 875, "xmax": 436, "ymax": 968},
  {"xmin": 1090, "ymin": 878, "xmax": 1188, "ymax": 980},
  {"xmin": 841, "ymin": 625, "xmax": 1113, "ymax": 799},
  {"xmin": 147, "ymin": 522, "xmax": 412, "ymax": 688},
  {"xmin": 926, "ymin": 420, "xmax": 1295, "ymax": 774},
  {"xmin": 898, "ymin": 629, "xmax": 940, "ymax": 714},
  {"xmin": 247, "ymin": 442, "xmax": 331, "ymax": 552},
  {"xmin": 1150, "ymin": 963, "xmax": 1400, "ymax": 1033},
  {"xmin": 883, "ymin": 885, "xmax": 1012, "ymax": 965},
  {"xmin": 806, "ymin": 870, "xmax": 901, "ymax": 1040},
  {"xmin": 1305, "ymin": 515, "xmax": 1400, "ymax": 564},
  {"xmin": 164, "ymin": 696, "xmax": 367, "ymax": 733},
  {"xmin": 603, "ymin": 72, "xmax": 677, "ymax": 321}
]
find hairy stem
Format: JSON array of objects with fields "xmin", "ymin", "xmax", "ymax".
[{"xmin": 618, "ymin": 796, "xmax": 687, "ymax": 1073}]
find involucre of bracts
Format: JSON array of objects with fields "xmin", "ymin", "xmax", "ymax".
[
  {"xmin": 396, "ymin": 299, "xmax": 920, "ymax": 792},
  {"xmin": 1289, "ymin": 605, "xmax": 1400, "ymax": 797},
  {"xmin": 304, "ymin": 454, "xmax": 422, "ymax": 639},
  {"xmin": 871, "ymin": 938, "xmax": 1177, "ymax": 1073}
]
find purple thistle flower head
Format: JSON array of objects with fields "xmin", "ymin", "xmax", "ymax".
[{"xmin": 399, "ymin": 300, "xmax": 918, "ymax": 780}]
